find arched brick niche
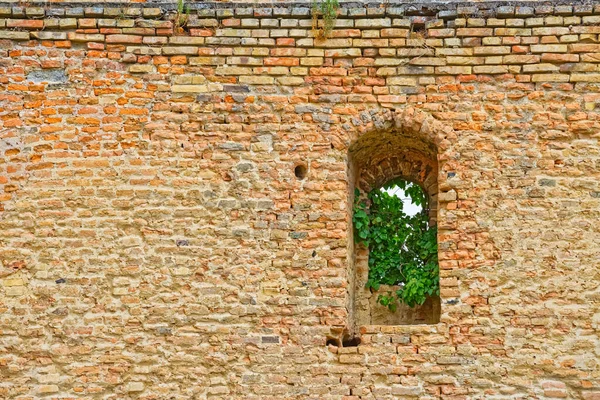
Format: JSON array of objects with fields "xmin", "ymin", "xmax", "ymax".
[
  {"xmin": 355, "ymin": 145, "xmax": 438, "ymax": 231},
  {"xmin": 346, "ymin": 108, "xmax": 453, "ymax": 329}
]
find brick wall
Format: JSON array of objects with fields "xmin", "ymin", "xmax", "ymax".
[{"xmin": 1, "ymin": 1, "xmax": 600, "ymax": 398}]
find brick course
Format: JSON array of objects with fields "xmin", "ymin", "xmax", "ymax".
[{"xmin": 1, "ymin": 1, "xmax": 600, "ymax": 398}]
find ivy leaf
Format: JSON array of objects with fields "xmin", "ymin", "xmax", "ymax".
[{"xmin": 353, "ymin": 182, "xmax": 439, "ymax": 311}]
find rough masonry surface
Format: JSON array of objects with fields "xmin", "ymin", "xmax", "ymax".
[{"xmin": 1, "ymin": 0, "xmax": 600, "ymax": 399}]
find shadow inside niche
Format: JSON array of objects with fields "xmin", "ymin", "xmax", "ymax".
[
  {"xmin": 325, "ymin": 335, "xmax": 361, "ymax": 347},
  {"xmin": 342, "ymin": 335, "xmax": 361, "ymax": 347}
]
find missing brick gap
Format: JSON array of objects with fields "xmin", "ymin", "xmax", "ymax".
[{"xmin": 342, "ymin": 334, "xmax": 361, "ymax": 347}]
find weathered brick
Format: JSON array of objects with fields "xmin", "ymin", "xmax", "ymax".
[
  {"xmin": 167, "ymin": 37, "xmax": 204, "ymax": 45},
  {"xmin": 531, "ymin": 73, "xmax": 570, "ymax": 82},
  {"xmin": 530, "ymin": 44, "xmax": 568, "ymax": 53},
  {"xmin": 503, "ymin": 54, "xmax": 541, "ymax": 64},
  {"xmin": 447, "ymin": 56, "xmax": 484, "ymax": 65},
  {"xmin": 31, "ymin": 31, "xmax": 67, "ymax": 40},
  {"xmin": 6, "ymin": 19, "xmax": 43, "ymax": 29},
  {"xmin": 276, "ymin": 76, "xmax": 304, "ymax": 85},
  {"xmin": 126, "ymin": 46, "xmax": 161, "ymax": 55},
  {"xmin": 473, "ymin": 46, "xmax": 511, "ymax": 55},
  {"xmin": 270, "ymin": 48, "xmax": 306, "ymax": 57},
  {"xmin": 38, "ymin": 385, "xmax": 59, "ymax": 394},
  {"xmin": 569, "ymin": 44, "xmax": 600, "ymax": 53},
  {"xmin": 162, "ymin": 47, "xmax": 199, "ymax": 55},
  {"xmin": 381, "ymin": 28, "xmax": 409, "ymax": 37},
  {"xmin": 541, "ymin": 53, "xmax": 579, "ymax": 63},
  {"xmin": 239, "ymin": 75, "xmax": 274, "ymax": 84},
  {"xmin": 355, "ymin": 18, "xmax": 391, "ymax": 28},
  {"xmin": 572, "ymin": 26, "xmax": 600, "ymax": 34},
  {"xmin": 436, "ymin": 66, "xmax": 472, "ymax": 74},
  {"xmin": 263, "ymin": 57, "xmax": 299, "ymax": 66},
  {"xmin": 387, "ymin": 77, "xmax": 417, "ymax": 86},
  {"xmin": 437, "ymin": 48, "xmax": 473, "ymax": 56},
  {"xmin": 142, "ymin": 8, "xmax": 162, "ymax": 18},
  {"xmin": 106, "ymin": 34, "xmax": 142, "ymax": 44},
  {"xmin": 456, "ymin": 28, "xmax": 493, "ymax": 37},
  {"xmin": 142, "ymin": 36, "xmax": 168, "ymax": 45},
  {"xmin": 189, "ymin": 56, "xmax": 226, "ymax": 65},
  {"xmin": 409, "ymin": 57, "xmax": 446, "ymax": 66},
  {"xmin": 122, "ymin": 27, "xmax": 154, "ymax": 35},
  {"xmin": 227, "ymin": 56, "xmax": 263, "ymax": 65},
  {"xmin": 126, "ymin": 382, "xmax": 144, "ymax": 392},
  {"xmin": 581, "ymin": 54, "xmax": 600, "ymax": 63},
  {"xmin": 172, "ymin": 84, "xmax": 208, "ymax": 92},
  {"xmin": 78, "ymin": 18, "xmax": 97, "ymax": 28},
  {"xmin": 532, "ymin": 27, "xmax": 570, "ymax": 36},
  {"xmin": 129, "ymin": 65, "xmax": 154, "ymax": 73},
  {"xmin": 0, "ymin": 30, "xmax": 29, "ymax": 40},
  {"xmin": 494, "ymin": 28, "xmax": 532, "ymax": 36},
  {"xmin": 324, "ymin": 48, "xmax": 361, "ymax": 57},
  {"xmin": 352, "ymin": 39, "xmax": 388, "ymax": 47},
  {"xmin": 427, "ymin": 28, "xmax": 455, "ymax": 38},
  {"xmin": 523, "ymin": 63, "xmax": 560, "ymax": 73},
  {"xmin": 474, "ymin": 65, "xmax": 510, "ymax": 74},
  {"xmin": 67, "ymin": 32, "xmax": 105, "ymax": 42},
  {"xmin": 570, "ymin": 74, "xmax": 600, "ymax": 82},
  {"xmin": 300, "ymin": 57, "xmax": 324, "ymax": 66}
]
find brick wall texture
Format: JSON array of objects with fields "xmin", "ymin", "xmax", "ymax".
[{"xmin": 1, "ymin": 1, "xmax": 600, "ymax": 398}]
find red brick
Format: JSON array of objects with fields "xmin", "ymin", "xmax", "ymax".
[
  {"xmin": 264, "ymin": 57, "xmax": 299, "ymax": 66},
  {"xmin": 309, "ymin": 67, "xmax": 347, "ymax": 76},
  {"xmin": 276, "ymin": 38, "xmax": 295, "ymax": 46},
  {"xmin": 330, "ymin": 29, "xmax": 361, "ymax": 38},
  {"xmin": 541, "ymin": 53, "xmax": 579, "ymax": 63},
  {"xmin": 221, "ymin": 18, "xmax": 240, "ymax": 27},
  {"xmin": 6, "ymin": 19, "xmax": 44, "ymax": 29},
  {"xmin": 190, "ymin": 28, "xmax": 214, "ymax": 37}
]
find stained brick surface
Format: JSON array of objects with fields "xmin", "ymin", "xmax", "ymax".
[{"xmin": 1, "ymin": 1, "xmax": 600, "ymax": 399}]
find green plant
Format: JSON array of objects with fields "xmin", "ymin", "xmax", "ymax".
[
  {"xmin": 353, "ymin": 180, "xmax": 439, "ymax": 310},
  {"xmin": 311, "ymin": 0, "xmax": 339, "ymax": 39},
  {"xmin": 174, "ymin": 0, "xmax": 190, "ymax": 34}
]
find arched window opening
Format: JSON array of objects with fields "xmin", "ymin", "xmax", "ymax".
[
  {"xmin": 353, "ymin": 179, "xmax": 439, "ymax": 313},
  {"xmin": 348, "ymin": 128, "xmax": 441, "ymax": 327}
]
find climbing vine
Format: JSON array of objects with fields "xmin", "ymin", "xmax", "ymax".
[
  {"xmin": 311, "ymin": 0, "xmax": 339, "ymax": 39},
  {"xmin": 353, "ymin": 179, "xmax": 439, "ymax": 310}
]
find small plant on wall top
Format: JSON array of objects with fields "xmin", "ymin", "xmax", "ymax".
[
  {"xmin": 353, "ymin": 180, "xmax": 439, "ymax": 310},
  {"xmin": 174, "ymin": 0, "xmax": 190, "ymax": 35},
  {"xmin": 311, "ymin": 0, "xmax": 340, "ymax": 39}
]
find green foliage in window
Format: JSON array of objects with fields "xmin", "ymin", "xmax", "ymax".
[{"xmin": 353, "ymin": 180, "xmax": 439, "ymax": 310}]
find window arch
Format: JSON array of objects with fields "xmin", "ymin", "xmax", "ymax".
[{"xmin": 346, "ymin": 108, "xmax": 451, "ymax": 329}]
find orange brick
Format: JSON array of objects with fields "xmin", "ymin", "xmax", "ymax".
[{"xmin": 6, "ymin": 19, "xmax": 44, "ymax": 29}]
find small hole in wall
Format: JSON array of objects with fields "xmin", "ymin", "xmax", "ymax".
[
  {"xmin": 294, "ymin": 164, "xmax": 307, "ymax": 180},
  {"xmin": 326, "ymin": 337, "xmax": 340, "ymax": 347},
  {"xmin": 342, "ymin": 335, "xmax": 361, "ymax": 347},
  {"xmin": 410, "ymin": 24, "xmax": 427, "ymax": 39}
]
